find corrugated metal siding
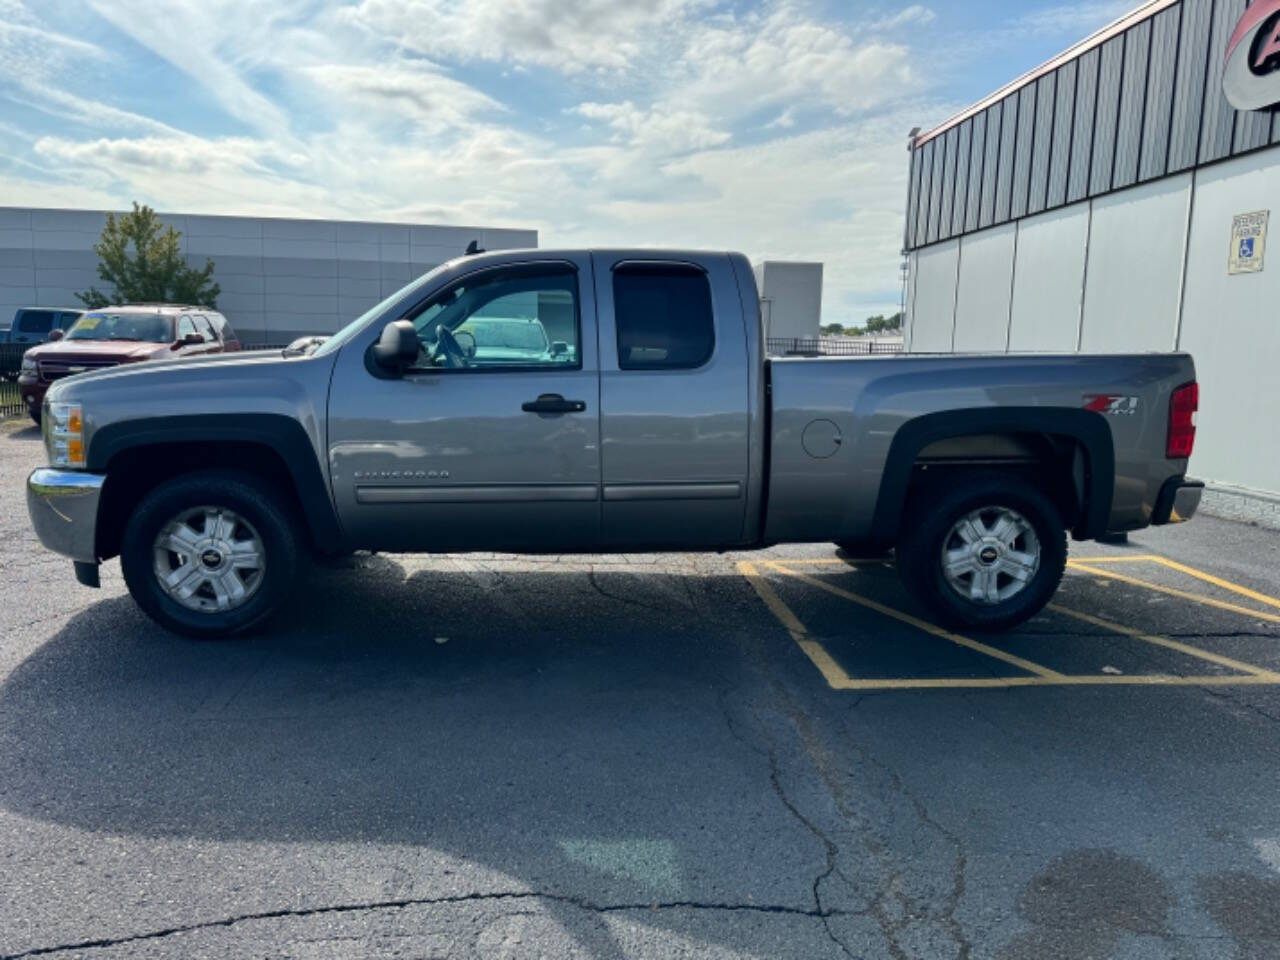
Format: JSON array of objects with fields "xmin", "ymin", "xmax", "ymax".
[
  {"xmin": 964, "ymin": 111, "xmax": 986, "ymax": 232},
  {"xmin": 994, "ymin": 94, "xmax": 1019, "ymax": 222},
  {"xmin": 903, "ymin": 0, "xmax": 1280, "ymax": 252},
  {"xmin": 926, "ymin": 132, "xmax": 944, "ymax": 244},
  {"xmin": 1011, "ymin": 84, "xmax": 1038, "ymax": 218},
  {"xmin": 1199, "ymin": 0, "xmax": 1243, "ymax": 164},
  {"xmin": 979, "ymin": 104, "xmax": 1001, "ymax": 228},
  {"xmin": 1046, "ymin": 60, "xmax": 1077, "ymax": 208},
  {"xmin": 1168, "ymin": 0, "xmax": 1212, "ymax": 172},
  {"xmin": 904, "ymin": 147, "xmax": 921, "ymax": 250},
  {"xmin": 1028, "ymin": 74, "xmax": 1057, "ymax": 214},
  {"xmin": 937, "ymin": 126, "xmax": 958, "ymax": 240},
  {"xmin": 1139, "ymin": 6, "xmax": 1179, "ymax": 181},
  {"xmin": 1090, "ymin": 35, "xmax": 1125, "ymax": 194},
  {"xmin": 951, "ymin": 120, "xmax": 972, "ymax": 237},
  {"xmin": 1068, "ymin": 49, "xmax": 1100, "ymax": 203},
  {"xmin": 1113, "ymin": 20, "xmax": 1151, "ymax": 189},
  {"xmin": 914, "ymin": 137, "xmax": 933, "ymax": 249}
]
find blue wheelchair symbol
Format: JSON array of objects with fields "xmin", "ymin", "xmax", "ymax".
[{"xmin": 1239, "ymin": 237, "xmax": 1255, "ymax": 259}]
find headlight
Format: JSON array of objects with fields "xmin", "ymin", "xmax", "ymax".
[
  {"xmin": 44, "ymin": 401, "xmax": 85, "ymax": 468},
  {"xmin": 20, "ymin": 353, "xmax": 36, "ymax": 373}
]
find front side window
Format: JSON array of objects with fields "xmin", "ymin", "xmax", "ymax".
[
  {"xmin": 66, "ymin": 312, "xmax": 172, "ymax": 343},
  {"xmin": 193, "ymin": 316, "xmax": 217, "ymax": 341},
  {"xmin": 17, "ymin": 310, "xmax": 54, "ymax": 334},
  {"xmin": 406, "ymin": 264, "xmax": 580, "ymax": 371},
  {"xmin": 613, "ymin": 264, "xmax": 715, "ymax": 370}
]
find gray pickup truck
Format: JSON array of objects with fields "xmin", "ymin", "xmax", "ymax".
[{"xmin": 26, "ymin": 248, "xmax": 1203, "ymax": 638}]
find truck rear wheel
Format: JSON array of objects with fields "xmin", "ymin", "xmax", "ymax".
[
  {"xmin": 120, "ymin": 470, "xmax": 299, "ymax": 639},
  {"xmin": 896, "ymin": 471, "xmax": 1067, "ymax": 632}
]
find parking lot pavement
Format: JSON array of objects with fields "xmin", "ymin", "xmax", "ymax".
[{"xmin": 3, "ymin": 417, "xmax": 1280, "ymax": 960}]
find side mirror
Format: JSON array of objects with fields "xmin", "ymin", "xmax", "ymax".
[
  {"xmin": 372, "ymin": 320, "xmax": 420, "ymax": 374},
  {"xmin": 183, "ymin": 332, "xmax": 204, "ymax": 345},
  {"xmin": 550, "ymin": 340, "xmax": 568, "ymax": 357},
  {"xmin": 47, "ymin": 329, "xmax": 65, "ymax": 342}
]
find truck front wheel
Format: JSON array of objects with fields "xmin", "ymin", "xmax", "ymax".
[
  {"xmin": 896, "ymin": 471, "xmax": 1067, "ymax": 632},
  {"xmin": 120, "ymin": 471, "xmax": 299, "ymax": 639}
]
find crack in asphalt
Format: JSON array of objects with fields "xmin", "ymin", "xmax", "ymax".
[{"xmin": 0, "ymin": 890, "xmax": 852, "ymax": 959}]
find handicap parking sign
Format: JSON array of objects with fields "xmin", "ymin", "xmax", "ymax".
[{"xmin": 1229, "ymin": 210, "xmax": 1268, "ymax": 275}]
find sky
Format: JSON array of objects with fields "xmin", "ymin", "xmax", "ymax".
[{"xmin": 0, "ymin": 0, "xmax": 1136, "ymax": 322}]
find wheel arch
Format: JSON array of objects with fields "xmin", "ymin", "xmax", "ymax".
[
  {"xmin": 869, "ymin": 407, "xmax": 1115, "ymax": 545},
  {"xmin": 90, "ymin": 414, "xmax": 344, "ymax": 560}
]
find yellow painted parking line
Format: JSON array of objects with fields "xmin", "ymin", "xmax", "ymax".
[
  {"xmin": 1148, "ymin": 557, "xmax": 1280, "ymax": 611},
  {"xmin": 766, "ymin": 561, "xmax": 1065, "ymax": 679},
  {"xmin": 1047, "ymin": 603, "xmax": 1280, "ymax": 679},
  {"xmin": 1064, "ymin": 555, "xmax": 1161, "ymax": 564},
  {"xmin": 1068, "ymin": 562, "xmax": 1280, "ymax": 625},
  {"xmin": 772, "ymin": 557, "xmax": 890, "ymax": 566},
  {"xmin": 738, "ymin": 561, "xmax": 855, "ymax": 689},
  {"xmin": 739, "ymin": 560, "xmax": 1280, "ymax": 691},
  {"xmin": 828, "ymin": 674, "xmax": 1280, "ymax": 690}
]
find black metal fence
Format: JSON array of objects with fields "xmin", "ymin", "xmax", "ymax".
[
  {"xmin": 0, "ymin": 341, "xmax": 292, "ymax": 422},
  {"xmin": 766, "ymin": 337, "xmax": 904, "ymax": 357}
]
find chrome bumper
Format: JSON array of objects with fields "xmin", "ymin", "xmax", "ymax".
[{"xmin": 26, "ymin": 468, "xmax": 106, "ymax": 563}]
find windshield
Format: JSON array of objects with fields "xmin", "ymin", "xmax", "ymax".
[
  {"xmin": 66, "ymin": 312, "xmax": 172, "ymax": 343},
  {"xmin": 459, "ymin": 318, "xmax": 549, "ymax": 352},
  {"xmin": 312, "ymin": 261, "xmax": 458, "ymax": 358}
]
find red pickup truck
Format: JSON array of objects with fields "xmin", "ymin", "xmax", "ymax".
[{"xmin": 17, "ymin": 304, "xmax": 240, "ymax": 423}]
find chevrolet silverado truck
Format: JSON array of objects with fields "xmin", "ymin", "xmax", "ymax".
[{"xmin": 26, "ymin": 249, "xmax": 1203, "ymax": 639}]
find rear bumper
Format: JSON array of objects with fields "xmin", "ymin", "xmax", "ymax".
[
  {"xmin": 1152, "ymin": 477, "xmax": 1203, "ymax": 525},
  {"xmin": 26, "ymin": 468, "xmax": 105, "ymax": 563}
]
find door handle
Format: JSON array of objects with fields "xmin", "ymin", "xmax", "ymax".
[{"xmin": 522, "ymin": 393, "xmax": 587, "ymax": 414}]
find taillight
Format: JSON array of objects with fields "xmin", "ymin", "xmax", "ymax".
[{"xmin": 1167, "ymin": 382, "xmax": 1198, "ymax": 459}]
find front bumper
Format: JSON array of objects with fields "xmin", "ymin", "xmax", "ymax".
[
  {"xmin": 1152, "ymin": 477, "xmax": 1203, "ymax": 525},
  {"xmin": 15, "ymin": 374, "xmax": 46, "ymax": 413},
  {"xmin": 27, "ymin": 468, "xmax": 106, "ymax": 563}
]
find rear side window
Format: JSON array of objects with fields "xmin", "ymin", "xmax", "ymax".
[
  {"xmin": 613, "ymin": 264, "xmax": 714, "ymax": 370},
  {"xmin": 16, "ymin": 310, "xmax": 54, "ymax": 334},
  {"xmin": 207, "ymin": 312, "xmax": 236, "ymax": 341}
]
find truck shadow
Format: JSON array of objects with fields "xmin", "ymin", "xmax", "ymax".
[{"xmin": 0, "ymin": 560, "xmax": 830, "ymax": 957}]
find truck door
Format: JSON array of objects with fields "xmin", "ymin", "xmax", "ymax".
[
  {"xmin": 592, "ymin": 253, "xmax": 750, "ymax": 548},
  {"xmin": 326, "ymin": 257, "xmax": 601, "ymax": 552}
]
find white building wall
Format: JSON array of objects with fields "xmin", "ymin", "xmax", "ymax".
[
  {"xmin": 953, "ymin": 224, "xmax": 1015, "ymax": 352},
  {"xmin": 904, "ymin": 150, "xmax": 1278, "ymax": 502},
  {"xmin": 1178, "ymin": 151, "xmax": 1280, "ymax": 494},
  {"xmin": 754, "ymin": 261, "xmax": 823, "ymax": 341},
  {"xmin": 0, "ymin": 208, "xmax": 537, "ymax": 344},
  {"xmin": 1008, "ymin": 206, "xmax": 1089, "ymax": 352},
  {"xmin": 1079, "ymin": 175, "xmax": 1190, "ymax": 354},
  {"xmin": 907, "ymin": 240, "xmax": 959, "ymax": 352}
]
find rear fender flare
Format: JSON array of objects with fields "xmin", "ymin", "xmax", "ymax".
[{"xmin": 870, "ymin": 407, "xmax": 1115, "ymax": 543}]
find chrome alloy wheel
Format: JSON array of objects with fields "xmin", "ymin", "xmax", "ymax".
[
  {"xmin": 152, "ymin": 506, "xmax": 266, "ymax": 613},
  {"xmin": 940, "ymin": 506, "xmax": 1041, "ymax": 605}
]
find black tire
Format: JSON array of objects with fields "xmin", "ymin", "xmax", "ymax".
[
  {"xmin": 29, "ymin": 408, "xmax": 40, "ymax": 426},
  {"xmin": 896, "ymin": 471, "xmax": 1067, "ymax": 632},
  {"xmin": 120, "ymin": 470, "xmax": 299, "ymax": 640}
]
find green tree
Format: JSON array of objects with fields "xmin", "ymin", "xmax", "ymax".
[
  {"xmin": 77, "ymin": 202, "xmax": 220, "ymax": 308},
  {"xmin": 820, "ymin": 322, "xmax": 846, "ymax": 336}
]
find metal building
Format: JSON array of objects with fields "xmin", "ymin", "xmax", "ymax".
[
  {"xmin": 0, "ymin": 207, "xmax": 537, "ymax": 345},
  {"xmin": 902, "ymin": 0, "xmax": 1280, "ymax": 523}
]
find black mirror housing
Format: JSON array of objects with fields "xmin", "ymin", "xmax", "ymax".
[
  {"xmin": 372, "ymin": 320, "xmax": 420, "ymax": 374},
  {"xmin": 47, "ymin": 328, "xmax": 65, "ymax": 342}
]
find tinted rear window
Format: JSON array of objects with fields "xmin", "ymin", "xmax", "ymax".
[{"xmin": 613, "ymin": 265, "xmax": 715, "ymax": 370}]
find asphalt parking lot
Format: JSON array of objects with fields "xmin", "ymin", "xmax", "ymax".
[{"xmin": 2, "ymin": 417, "xmax": 1280, "ymax": 959}]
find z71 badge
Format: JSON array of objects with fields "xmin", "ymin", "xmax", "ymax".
[{"xmin": 1084, "ymin": 395, "xmax": 1139, "ymax": 416}]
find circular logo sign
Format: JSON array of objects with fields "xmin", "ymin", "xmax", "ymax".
[{"xmin": 1223, "ymin": 0, "xmax": 1280, "ymax": 111}]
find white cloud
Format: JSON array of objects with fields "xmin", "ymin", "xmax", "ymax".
[
  {"xmin": 870, "ymin": 5, "xmax": 936, "ymax": 31},
  {"xmin": 339, "ymin": 0, "xmax": 711, "ymax": 74},
  {"xmin": 300, "ymin": 61, "xmax": 504, "ymax": 134},
  {"xmin": 574, "ymin": 101, "xmax": 730, "ymax": 153},
  {"xmin": 677, "ymin": 6, "xmax": 919, "ymax": 118}
]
